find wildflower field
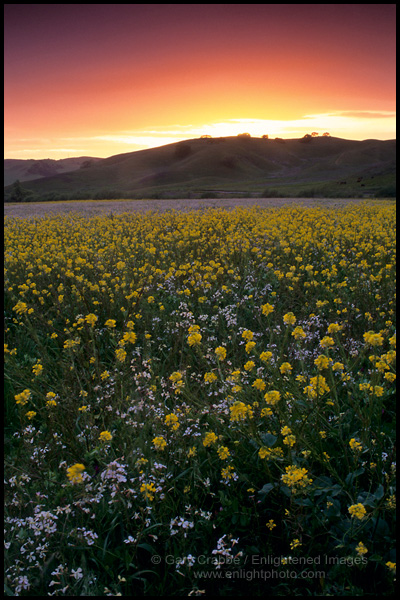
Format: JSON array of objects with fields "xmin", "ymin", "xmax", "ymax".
[{"xmin": 4, "ymin": 201, "xmax": 396, "ymax": 596}]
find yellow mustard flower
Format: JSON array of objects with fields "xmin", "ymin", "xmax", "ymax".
[
  {"xmin": 217, "ymin": 446, "xmax": 230, "ymax": 460},
  {"xmin": 261, "ymin": 303, "xmax": 274, "ymax": 316},
  {"xmin": 99, "ymin": 430, "xmax": 113, "ymax": 442},
  {"xmin": 140, "ymin": 482, "xmax": 156, "ymax": 501},
  {"xmin": 355, "ymin": 542, "xmax": 368, "ymax": 556},
  {"xmin": 230, "ymin": 401, "xmax": 252, "ymax": 421},
  {"xmin": 165, "ymin": 413, "xmax": 180, "ymax": 430},
  {"xmin": 153, "ymin": 436, "xmax": 167, "ymax": 451},
  {"xmin": 215, "ymin": 346, "xmax": 227, "ymax": 360},
  {"xmin": 67, "ymin": 463, "xmax": 86, "ymax": 484},
  {"xmin": 292, "ymin": 326, "xmax": 306, "ymax": 340},
  {"xmin": 85, "ymin": 313, "xmax": 98, "ymax": 327},
  {"xmin": 260, "ymin": 351, "xmax": 273, "ymax": 363},
  {"xmin": 349, "ymin": 438, "xmax": 362, "ymax": 452},
  {"xmin": 348, "ymin": 503, "xmax": 367, "ymax": 520},
  {"xmin": 264, "ymin": 390, "xmax": 281, "ymax": 405},
  {"xmin": 280, "ymin": 362, "xmax": 292, "ymax": 375},
  {"xmin": 283, "ymin": 312, "xmax": 296, "ymax": 325},
  {"xmin": 242, "ymin": 329, "xmax": 254, "ymax": 341},
  {"xmin": 15, "ymin": 389, "xmax": 31, "ymax": 406},
  {"xmin": 188, "ymin": 332, "xmax": 202, "ymax": 347},
  {"xmin": 203, "ymin": 432, "xmax": 218, "ymax": 447},
  {"xmin": 252, "ymin": 378, "xmax": 266, "ymax": 391}
]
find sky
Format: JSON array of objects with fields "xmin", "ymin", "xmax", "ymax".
[{"xmin": 4, "ymin": 4, "xmax": 396, "ymax": 159}]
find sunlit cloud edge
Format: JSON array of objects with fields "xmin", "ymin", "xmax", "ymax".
[
  {"xmin": 94, "ymin": 112, "xmax": 396, "ymax": 147},
  {"xmin": 5, "ymin": 112, "xmax": 396, "ymax": 159}
]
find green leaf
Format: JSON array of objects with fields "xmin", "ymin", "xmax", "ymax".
[
  {"xmin": 137, "ymin": 542, "xmax": 156, "ymax": 555},
  {"xmin": 4, "ymin": 583, "xmax": 15, "ymax": 596},
  {"xmin": 345, "ymin": 467, "xmax": 365, "ymax": 486},
  {"xmin": 314, "ymin": 475, "xmax": 333, "ymax": 487},
  {"xmin": 313, "ymin": 475, "xmax": 334, "ymax": 496},
  {"xmin": 258, "ymin": 483, "xmax": 274, "ymax": 497},
  {"xmin": 330, "ymin": 484, "xmax": 343, "ymax": 497},
  {"xmin": 373, "ymin": 484, "xmax": 384, "ymax": 501},
  {"xmin": 280, "ymin": 485, "xmax": 292, "ymax": 498},
  {"xmin": 294, "ymin": 497, "xmax": 313, "ymax": 507},
  {"xmin": 371, "ymin": 517, "xmax": 390, "ymax": 537},
  {"xmin": 357, "ymin": 488, "xmax": 383, "ymax": 507},
  {"xmin": 260, "ymin": 433, "xmax": 277, "ymax": 447}
]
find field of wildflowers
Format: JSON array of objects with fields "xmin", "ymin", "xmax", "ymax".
[{"xmin": 4, "ymin": 201, "xmax": 396, "ymax": 596}]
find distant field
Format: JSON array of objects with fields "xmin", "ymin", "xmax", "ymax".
[{"xmin": 3, "ymin": 196, "xmax": 374, "ymax": 219}]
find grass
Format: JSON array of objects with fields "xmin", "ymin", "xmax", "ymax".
[{"xmin": 4, "ymin": 201, "xmax": 396, "ymax": 596}]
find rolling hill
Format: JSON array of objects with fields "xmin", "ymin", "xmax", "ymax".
[
  {"xmin": 4, "ymin": 136, "xmax": 396, "ymax": 200},
  {"xmin": 4, "ymin": 156, "xmax": 102, "ymax": 187}
]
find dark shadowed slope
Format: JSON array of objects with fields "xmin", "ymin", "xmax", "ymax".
[{"xmin": 4, "ymin": 136, "xmax": 395, "ymax": 199}]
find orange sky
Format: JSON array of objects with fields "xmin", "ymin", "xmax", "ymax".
[{"xmin": 4, "ymin": 4, "xmax": 396, "ymax": 159}]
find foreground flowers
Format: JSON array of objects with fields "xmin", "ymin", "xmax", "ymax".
[
  {"xmin": 14, "ymin": 389, "xmax": 31, "ymax": 406},
  {"xmin": 215, "ymin": 346, "xmax": 227, "ymax": 361},
  {"xmin": 348, "ymin": 503, "xmax": 367, "ymax": 520},
  {"xmin": 99, "ymin": 430, "xmax": 113, "ymax": 442},
  {"xmin": 66, "ymin": 463, "xmax": 86, "ymax": 484},
  {"xmin": 281, "ymin": 465, "xmax": 313, "ymax": 491},
  {"xmin": 4, "ymin": 203, "xmax": 396, "ymax": 597}
]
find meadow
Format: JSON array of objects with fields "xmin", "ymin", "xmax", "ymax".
[{"xmin": 4, "ymin": 201, "xmax": 396, "ymax": 596}]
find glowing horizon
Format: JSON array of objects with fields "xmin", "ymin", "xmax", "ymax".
[
  {"xmin": 5, "ymin": 5, "xmax": 396, "ymax": 160},
  {"xmin": 5, "ymin": 112, "xmax": 396, "ymax": 160}
]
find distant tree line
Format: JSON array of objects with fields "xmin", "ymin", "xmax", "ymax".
[
  {"xmin": 199, "ymin": 132, "xmax": 331, "ymax": 142},
  {"xmin": 3, "ymin": 180, "xmax": 135, "ymax": 203},
  {"xmin": 299, "ymin": 132, "xmax": 331, "ymax": 143}
]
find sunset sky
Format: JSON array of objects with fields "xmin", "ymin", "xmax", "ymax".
[{"xmin": 4, "ymin": 4, "xmax": 396, "ymax": 159}]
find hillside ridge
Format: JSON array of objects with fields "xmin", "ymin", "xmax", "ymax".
[{"xmin": 4, "ymin": 136, "xmax": 396, "ymax": 200}]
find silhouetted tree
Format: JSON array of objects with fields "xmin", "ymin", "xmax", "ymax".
[
  {"xmin": 237, "ymin": 133, "xmax": 251, "ymax": 138},
  {"xmin": 322, "ymin": 132, "xmax": 331, "ymax": 137},
  {"xmin": 262, "ymin": 135, "xmax": 269, "ymax": 139},
  {"xmin": 10, "ymin": 180, "xmax": 25, "ymax": 202}
]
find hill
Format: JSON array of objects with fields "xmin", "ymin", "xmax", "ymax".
[
  {"xmin": 4, "ymin": 156, "xmax": 102, "ymax": 187},
  {"xmin": 4, "ymin": 136, "xmax": 396, "ymax": 200}
]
